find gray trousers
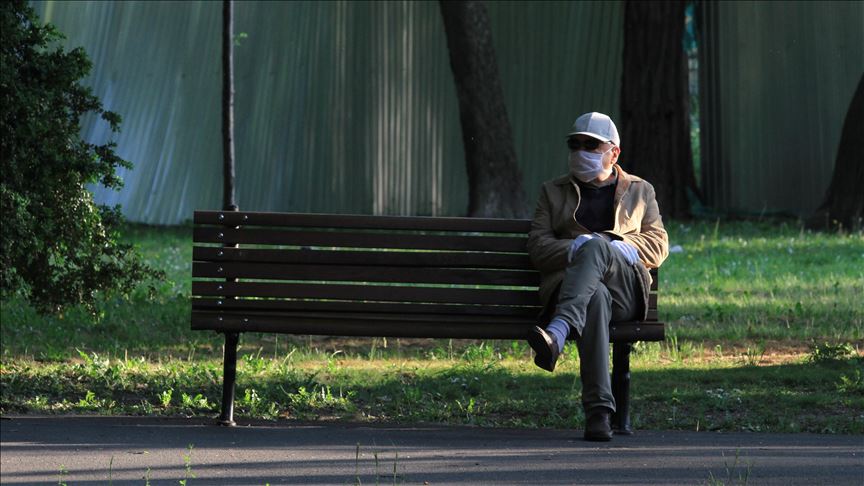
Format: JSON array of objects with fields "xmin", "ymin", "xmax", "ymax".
[{"xmin": 552, "ymin": 238, "xmax": 643, "ymax": 415}]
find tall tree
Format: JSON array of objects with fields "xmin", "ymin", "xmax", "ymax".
[
  {"xmin": 811, "ymin": 74, "xmax": 864, "ymax": 231},
  {"xmin": 619, "ymin": 0, "xmax": 698, "ymax": 219},
  {"xmin": 222, "ymin": 0, "xmax": 236, "ymax": 211},
  {"xmin": 439, "ymin": 1, "xmax": 528, "ymax": 218}
]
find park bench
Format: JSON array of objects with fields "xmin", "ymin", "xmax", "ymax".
[{"xmin": 191, "ymin": 210, "xmax": 664, "ymax": 433}]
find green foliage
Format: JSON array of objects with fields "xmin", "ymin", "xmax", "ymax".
[
  {"xmin": 808, "ymin": 342, "xmax": 856, "ymax": 363},
  {"xmin": 836, "ymin": 368, "xmax": 863, "ymax": 394},
  {"xmin": 0, "ymin": 1, "xmax": 161, "ymax": 315},
  {"xmin": 706, "ymin": 449, "xmax": 754, "ymax": 486},
  {"xmin": 56, "ymin": 464, "xmax": 68, "ymax": 486},
  {"xmin": 159, "ymin": 388, "xmax": 173, "ymax": 408},
  {"xmin": 179, "ymin": 444, "xmax": 195, "ymax": 486}
]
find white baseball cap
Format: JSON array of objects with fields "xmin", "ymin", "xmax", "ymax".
[{"xmin": 567, "ymin": 112, "xmax": 620, "ymax": 146}]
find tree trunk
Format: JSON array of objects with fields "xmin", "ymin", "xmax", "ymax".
[
  {"xmin": 439, "ymin": 1, "xmax": 528, "ymax": 218},
  {"xmin": 222, "ymin": 0, "xmax": 236, "ymax": 211},
  {"xmin": 620, "ymin": 0, "xmax": 697, "ymax": 220},
  {"xmin": 811, "ymin": 73, "xmax": 864, "ymax": 231}
]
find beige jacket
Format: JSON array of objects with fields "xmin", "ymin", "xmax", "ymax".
[{"xmin": 527, "ymin": 167, "xmax": 669, "ymax": 315}]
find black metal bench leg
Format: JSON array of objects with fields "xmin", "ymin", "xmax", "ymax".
[
  {"xmin": 218, "ymin": 332, "xmax": 239, "ymax": 426},
  {"xmin": 611, "ymin": 342, "xmax": 633, "ymax": 435}
]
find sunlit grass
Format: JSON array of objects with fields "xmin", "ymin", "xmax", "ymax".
[{"xmin": 661, "ymin": 219, "xmax": 863, "ymax": 343}]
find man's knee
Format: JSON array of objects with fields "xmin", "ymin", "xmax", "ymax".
[
  {"xmin": 569, "ymin": 237, "xmax": 611, "ymax": 266},
  {"xmin": 583, "ymin": 237, "xmax": 610, "ymax": 252}
]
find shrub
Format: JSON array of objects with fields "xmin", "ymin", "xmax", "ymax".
[
  {"xmin": 0, "ymin": 1, "xmax": 161, "ymax": 314},
  {"xmin": 807, "ymin": 342, "xmax": 856, "ymax": 363}
]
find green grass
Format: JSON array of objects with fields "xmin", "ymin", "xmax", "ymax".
[
  {"xmin": 661, "ymin": 219, "xmax": 864, "ymax": 343},
  {"xmin": 2, "ymin": 343, "xmax": 861, "ymax": 433},
  {"xmin": 0, "ymin": 224, "xmax": 205, "ymax": 360},
  {"xmin": 1, "ymin": 218, "xmax": 862, "ymax": 433}
]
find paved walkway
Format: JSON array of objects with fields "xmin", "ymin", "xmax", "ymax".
[{"xmin": 1, "ymin": 416, "xmax": 862, "ymax": 485}]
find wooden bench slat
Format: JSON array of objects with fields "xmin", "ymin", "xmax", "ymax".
[
  {"xmin": 192, "ymin": 262, "xmax": 541, "ymax": 286},
  {"xmin": 192, "ymin": 281, "xmax": 540, "ymax": 305},
  {"xmin": 192, "ymin": 251, "xmax": 657, "ymax": 290},
  {"xmin": 609, "ymin": 321, "xmax": 666, "ymax": 342},
  {"xmin": 191, "ymin": 311, "xmax": 665, "ymax": 341},
  {"xmin": 193, "ymin": 311, "xmax": 536, "ymax": 339},
  {"xmin": 195, "ymin": 211, "xmax": 532, "ymax": 233},
  {"xmin": 192, "ymin": 246, "xmax": 534, "ymax": 270},
  {"xmin": 193, "ymin": 227, "xmax": 528, "ymax": 253},
  {"xmin": 191, "ymin": 282, "xmax": 658, "ymax": 309},
  {"xmin": 195, "ymin": 309, "xmax": 533, "ymax": 325},
  {"xmin": 192, "ymin": 297, "xmax": 542, "ymax": 316},
  {"xmin": 192, "ymin": 298, "xmax": 658, "ymax": 321}
]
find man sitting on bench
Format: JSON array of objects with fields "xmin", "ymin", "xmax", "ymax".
[{"xmin": 526, "ymin": 112, "xmax": 669, "ymax": 441}]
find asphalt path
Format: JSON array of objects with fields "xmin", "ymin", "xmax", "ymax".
[{"xmin": 1, "ymin": 415, "xmax": 862, "ymax": 485}]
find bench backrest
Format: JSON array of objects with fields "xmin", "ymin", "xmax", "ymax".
[{"xmin": 192, "ymin": 211, "xmax": 660, "ymax": 341}]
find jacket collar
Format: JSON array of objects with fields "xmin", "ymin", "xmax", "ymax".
[
  {"xmin": 553, "ymin": 165, "xmax": 641, "ymax": 206},
  {"xmin": 613, "ymin": 166, "xmax": 633, "ymax": 207}
]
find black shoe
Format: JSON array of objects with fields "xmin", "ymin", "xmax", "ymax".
[
  {"xmin": 527, "ymin": 326, "xmax": 559, "ymax": 372},
  {"xmin": 584, "ymin": 408, "xmax": 613, "ymax": 442}
]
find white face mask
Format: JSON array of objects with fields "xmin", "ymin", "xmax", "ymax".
[{"xmin": 569, "ymin": 146, "xmax": 614, "ymax": 183}]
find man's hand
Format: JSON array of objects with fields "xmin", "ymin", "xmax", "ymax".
[{"xmin": 610, "ymin": 240, "xmax": 639, "ymax": 265}]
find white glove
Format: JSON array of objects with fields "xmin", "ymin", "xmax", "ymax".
[
  {"xmin": 610, "ymin": 240, "xmax": 639, "ymax": 265},
  {"xmin": 568, "ymin": 233, "xmax": 596, "ymax": 262}
]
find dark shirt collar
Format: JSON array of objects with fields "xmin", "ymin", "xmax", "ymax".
[{"xmin": 575, "ymin": 167, "xmax": 618, "ymax": 190}]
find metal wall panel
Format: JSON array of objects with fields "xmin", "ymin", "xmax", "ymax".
[
  {"xmin": 488, "ymin": 1, "xmax": 624, "ymax": 202},
  {"xmin": 30, "ymin": 1, "xmax": 862, "ymax": 222},
  {"xmin": 33, "ymin": 1, "xmax": 623, "ymax": 224},
  {"xmin": 698, "ymin": 1, "xmax": 864, "ymax": 216}
]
